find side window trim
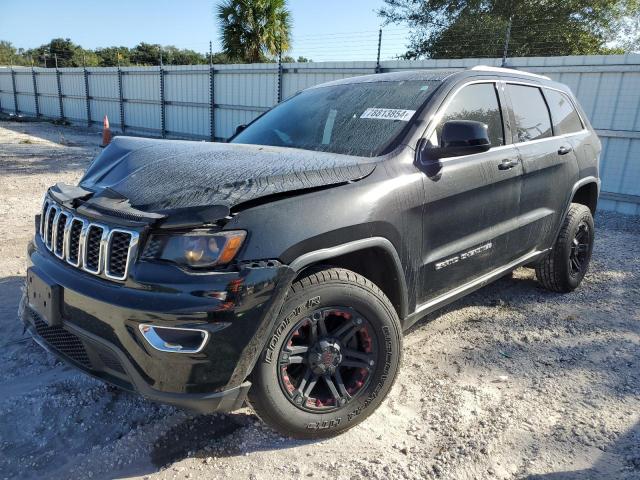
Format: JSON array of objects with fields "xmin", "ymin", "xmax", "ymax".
[
  {"xmin": 540, "ymin": 85, "xmax": 555, "ymax": 137},
  {"xmin": 495, "ymin": 81, "xmax": 513, "ymax": 146}
]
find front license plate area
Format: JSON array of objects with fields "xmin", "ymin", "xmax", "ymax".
[{"xmin": 27, "ymin": 267, "xmax": 62, "ymax": 326}]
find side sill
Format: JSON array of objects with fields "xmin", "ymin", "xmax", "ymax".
[{"xmin": 403, "ymin": 249, "xmax": 548, "ymax": 331}]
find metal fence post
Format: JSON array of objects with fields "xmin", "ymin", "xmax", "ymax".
[
  {"xmin": 83, "ymin": 56, "xmax": 91, "ymax": 127},
  {"xmin": 10, "ymin": 66, "xmax": 19, "ymax": 114},
  {"xmin": 501, "ymin": 16, "xmax": 513, "ymax": 67},
  {"xmin": 55, "ymin": 65, "xmax": 64, "ymax": 120},
  {"xmin": 117, "ymin": 66, "xmax": 125, "ymax": 133},
  {"xmin": 31, "ymin": 66, "xmax": 40, "ymax": 117},
  {"xmin": 277, "ymin": 48, "xmax": 283, "ymax": 104},
  {"xmin": 159, "ymin": 66, "xmax": 166, "ymax": 138},
  {"xmin": 375, "ymin": 29, "xmax": 382, "ymax": 73},
  {"xmin": 208, "ymin": 41, "xmax": 216, "ymax": 142}
]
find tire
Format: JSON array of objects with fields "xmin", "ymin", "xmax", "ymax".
[
  {"xmin": 536, "ymin": 203, "xmax": 594, "ymax": 293},
  {"xmin": 248, "ymin": 267, "xmax": 402, "ymax": 439}
]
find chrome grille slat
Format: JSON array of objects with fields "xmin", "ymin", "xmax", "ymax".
[
  {"xmin": 54, "ymin": 212, "xmax": 69, "ymax": 258},
  {"xmin": 45, "ymin": 204, "xmax": 57, "ymax": 248},
  {"xmin": 40, "ymin": 199, "xmax": 49, "ymax": 238},
  {"xmin": 39, "ymin": 197, "xmax": 139, "ymax": 282}
]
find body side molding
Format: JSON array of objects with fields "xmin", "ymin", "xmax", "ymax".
[{"xmin": 404, "ymin": 249, "xmax": 548, "ymax": 331}]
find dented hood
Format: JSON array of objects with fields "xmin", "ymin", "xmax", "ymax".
[{"xmin": 79, "ymin": 137, "xmax": 376, "ymax": 214}]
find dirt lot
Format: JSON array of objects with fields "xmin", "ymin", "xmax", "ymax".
[{"xmin": 0, "ymin": 119, "xmax": 639, "ymax": 480}]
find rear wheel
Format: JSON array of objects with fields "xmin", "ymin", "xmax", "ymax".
[
  {"xmin": 536, "ymin": 203, "xmax": 594, "ymax": 292},
  {"xmin": 248, "ymin": 267, "xmax": 402, "ymax": 439}
]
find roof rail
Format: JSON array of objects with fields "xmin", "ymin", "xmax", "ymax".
[{"xmin": 470, "ymin": 65, "xmax": 551, "ymax": 80}]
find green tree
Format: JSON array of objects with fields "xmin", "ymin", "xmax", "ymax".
[
  {"xmin": 281, "ymin": 55, "xmax": 312, "ymax": 62},
  {"xmin": 162, "ymin": 45, "xmax": 208, "ymax": 65},
  {"xmin": 0, "ymin": 41, "xmax": 20, "ymax": 65},
  {"xmin": 378, "ymin": 0, "xmax": 640, "ymax": 58},
  {"xmin": 130, "ymin": 42, "xmax": 163, "ymax": 65},
  {"xmin": 25, "ymin": 38, "xmax": 98, "ymax": 67},
  {"xmin": 1, "ymin": 38, "xmax": 233, "ymax": 67},
  {"xmin": 42, "ymin": 38, "xmax": 77, "ymax": 67},
  {"xmin": 95, "ymin": 46, "xmax": 132, "ymax": 66},
  {"xmin": 217, "ymin": 0, "xmax": 291, "ymax": 63}
]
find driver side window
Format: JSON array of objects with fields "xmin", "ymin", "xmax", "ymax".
[{"xmin": 433, "ymin": 83, "xmax": 505, "ymax": 148}]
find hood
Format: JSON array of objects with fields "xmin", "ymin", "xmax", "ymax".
[{"xmin": 79, "ymin": 137, "xmax": 377, "ymax": 216}]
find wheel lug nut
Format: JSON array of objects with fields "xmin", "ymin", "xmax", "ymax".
[
  {"xmin": 369, "ymin": 360, "xmax": 375, "ymax": 366},
  {"xmin": 356, "ymin": 318, "xmax": 363, "ymax": 325},
  {"xmin": 339, "ymin": 398, "xmax": 347, "ymax": 406}
]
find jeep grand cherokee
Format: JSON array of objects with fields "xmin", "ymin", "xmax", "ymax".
[{"xmin": 22, "ymin": 66, "xmax": 600, "ymax": 438}]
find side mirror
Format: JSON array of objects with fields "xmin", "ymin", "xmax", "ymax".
[
  {"xmin": 235, "ymin": 124, "xmax": 247, "ymax": 136},
  {"xmin": 419, "ymin": 120, "xmax": 491, "ymax": 162}
]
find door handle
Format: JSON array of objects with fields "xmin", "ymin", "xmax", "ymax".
[
  {"xmin": 498, "ymin": 158, "xmax": 518, "ymax": 170},
  {"xmin": 558, "ymin": 145, "xmax": 573, "ymax": 155}
]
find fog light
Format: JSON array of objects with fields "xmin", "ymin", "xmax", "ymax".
[{"xmin": 139, "ymin": 324, "xmax": 209, "ymax": 353}]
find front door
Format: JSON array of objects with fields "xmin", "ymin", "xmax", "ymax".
[{"xmin": 418, "ymin": 81, "xmax": 523, "ymax": 304}]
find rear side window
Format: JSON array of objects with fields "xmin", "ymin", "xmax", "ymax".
[
  {"xmin": 544, "ymin": 89, "xmax": 583, "ymax": 135},
  {"xmin": 506, "ymin": 84, "xmax": 553, "ymax": 142},
  {"xmin": 436, "ymin": 83, "xmax": 504, "ymax": 147}
]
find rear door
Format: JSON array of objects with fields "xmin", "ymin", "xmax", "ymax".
[
  {"xmin": 418, "ymin": 81, "xmax": 523, "ymax": 303},
  {"xmin": 504, "ymin": 83, "xmax": 580, "ymax": 254}
]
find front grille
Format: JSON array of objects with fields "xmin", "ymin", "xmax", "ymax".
[
  {"xmin": 39, "ymin": 197, "xmax": 139, "ymax": 282},
  {"xmin": 31, "ymin": 310, "xmax": 92, "ymax": 368}
]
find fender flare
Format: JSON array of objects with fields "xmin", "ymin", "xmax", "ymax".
[
  {"xmin": 552, "ymin": 175, "xmax": 600, "ymax": 242},
  {"xmin": 289, "ymin": 237, "xmax": 409, "ymax": 320},
  {"xmin": 570, "ymin": 176, "xmax": 600, "ymax": 202}
]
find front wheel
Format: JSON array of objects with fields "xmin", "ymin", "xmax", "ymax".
[
  {"xmin": 248, "ymin": 268, "xmax": 402, "ymax": 439},
  {"xmin": 536, "ymin": 203, "xmax": 595, "ymax": 292}
]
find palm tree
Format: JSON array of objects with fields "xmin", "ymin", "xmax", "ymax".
[{"xmin": 217, "ymin": 0, "xmax": 291, "ymax": 63}]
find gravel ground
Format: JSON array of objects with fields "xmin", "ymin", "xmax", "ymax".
[{"xmin": 1, "ymin": 120, "xmax": 639, "ymax": 480}]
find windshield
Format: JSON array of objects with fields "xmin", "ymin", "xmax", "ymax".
[{"xmin": 231, "ymin": 80, "xmax": 440, "ymax": 157}]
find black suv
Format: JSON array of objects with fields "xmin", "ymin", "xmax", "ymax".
[{"xmin": 22, "ymin": 66, "xmax": 600, "ymax": 438}]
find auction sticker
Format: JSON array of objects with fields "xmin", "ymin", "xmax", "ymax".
[{"xmin": 360, "ymin": 108, "xmax": 416, "ymax": 121}]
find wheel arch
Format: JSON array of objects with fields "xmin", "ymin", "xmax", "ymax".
[
  {"xmin": 289, "ymin": 237, "xmax": 408, "ymax": 321},
  {"xmin": 571, "ymin": 178, "xmax": 599, "ymax": 215}
]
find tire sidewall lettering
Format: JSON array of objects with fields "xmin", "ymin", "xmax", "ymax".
[
  {"xmin": 305, "ymin": 324, "xmax": 395, "ymax": 430},
  {"xmin": 264, "ymin": 295, "xmax": 320, "ymax": 364}
]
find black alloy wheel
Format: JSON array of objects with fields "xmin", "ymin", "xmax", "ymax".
[
  {"xmin": 277, "ymin": 307, "xmax": 377, "ymax": 412},
  {"xmin": 536, "ymin": 203, "xmax": 595, "ymax": 292},
  {"xmin": 249, "ymin": 268, "xmax": 402, "ymax": 439},
  {"xmin": 569, "ymin": 221, "xmax": 590, "ymax": 277}
]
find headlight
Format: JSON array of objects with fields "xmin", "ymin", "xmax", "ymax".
[{"xmin": 142, "ymin": 230, "xmax": 246, "ymax": 268}]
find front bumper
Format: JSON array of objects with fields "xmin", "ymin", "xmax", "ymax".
[{"xmin": 23, "ymin": 235, "xmax": 294, "ymax": 413}]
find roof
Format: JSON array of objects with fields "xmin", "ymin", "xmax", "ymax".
[
  {"xmin": 308, "ymin": 70, "xmax": 458, "ymax": 89},
  {"xmin": 308, "ymin": 66, "xmax": 556, "ymax": 90}
]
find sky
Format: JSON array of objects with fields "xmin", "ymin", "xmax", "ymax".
[{"xmin": 0, "ymin": 0, "xmax": 412, "ymax": 62}]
